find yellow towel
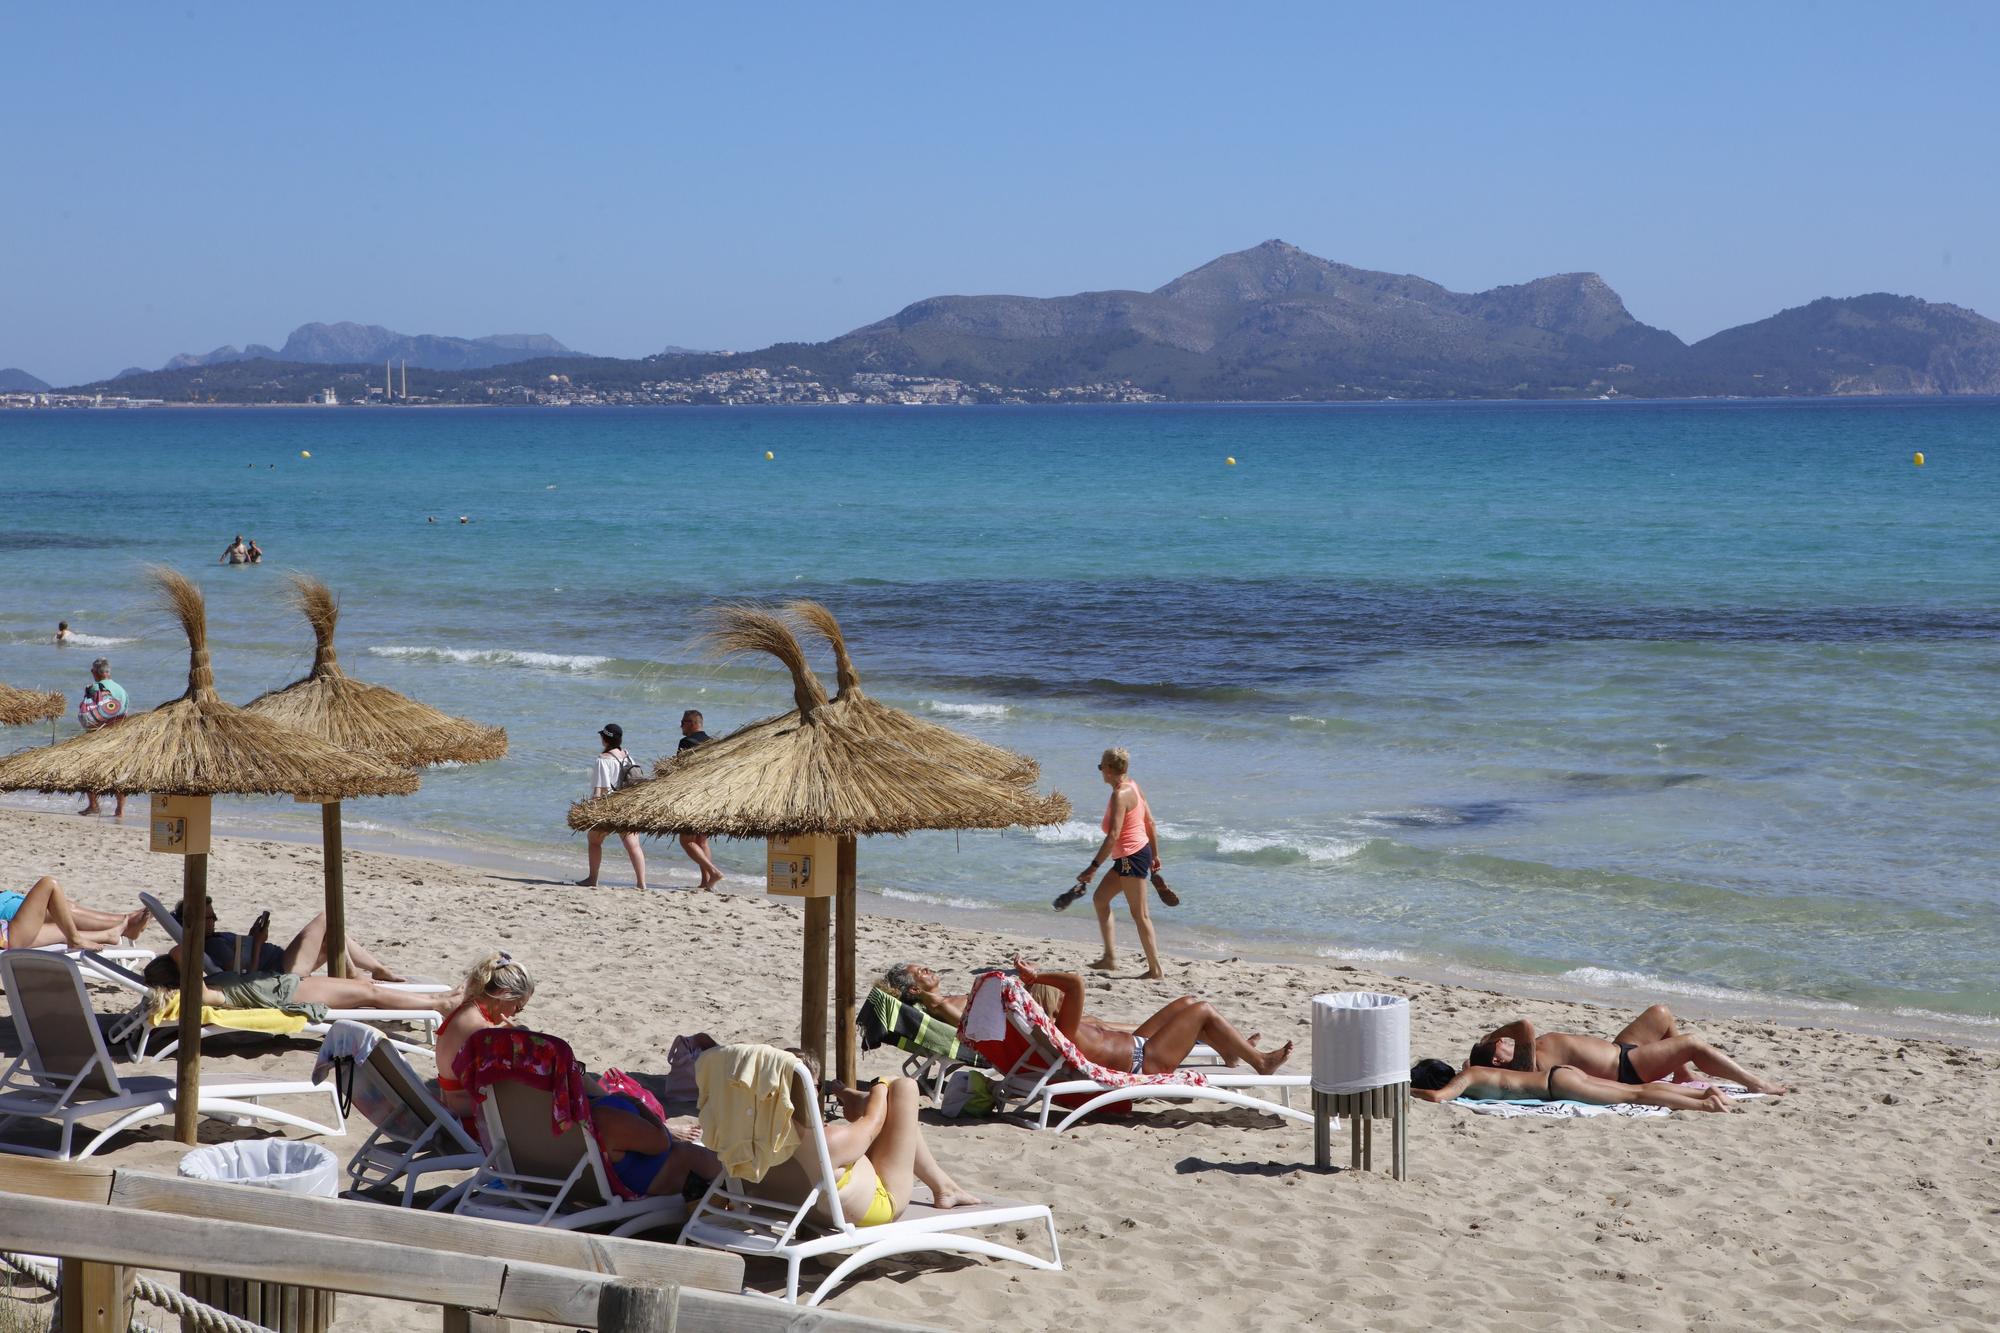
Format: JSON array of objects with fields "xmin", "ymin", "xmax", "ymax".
[
  {"xmin": 149, "ymin": 993, "xmax": 309, "ymax": 1037},
  {"xmin": 695, "ymin": 1043, "xmax": 801, "ymax": 1184}
]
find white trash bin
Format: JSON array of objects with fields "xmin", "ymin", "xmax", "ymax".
[
  {"xmin": 179, "ymin": 1139, "xmax": 339, "ymax": 1197},
  {"xmin": 178, "ymin": 1141, "xmax": 340, "ymax": 1333}
]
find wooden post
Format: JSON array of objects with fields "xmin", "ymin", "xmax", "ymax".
[
  {"xmin": 598, "ymin": 1278, "xmax": 679, "ymax": 1333},
  {"xmin": 834, "ymin": 834, "xmax": 858, "ymax": 1086},
  {"xmin": 801, "ymin": 895, "xmax": 830, "ymax": 1078},
  {"xmin": 59, "ymin": 1258, "xmax": 133, "ymax": 1333},
  {"xmin": 174, "ymin": 853, "xmax": 208, "ymax": 1143},
  {"xmin": 322, "ymin": 801, "xmax": 348, "ymax": 979}
]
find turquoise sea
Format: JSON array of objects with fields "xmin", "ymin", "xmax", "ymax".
[{"xmin": 2, "ymin": 401, "xmax": 1996, "ymax": 1030}]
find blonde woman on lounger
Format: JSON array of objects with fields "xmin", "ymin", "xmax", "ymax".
[
  {"xmin": 139, "ymin": 951, "xmax": 458, "ymax": 1018},
  {"xmin": 0, "ymin": 876, "xmax": 148, "ymax": 951},
  {"xmin": 433, "ymin": 953, "xmax": 717, "ymax": 1197},
  {"xmin": 760, "ymin": 1051, "xmax": 981, "ymax": 1225},
  {"xmin": 1408, "ymin": 1058, "xmax": 1737, "ymax": 1112}
]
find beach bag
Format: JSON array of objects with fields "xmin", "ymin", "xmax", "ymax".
[
  {"xmin": 662, "ymin": 1032, "xmax": 719, "ymax": 1102},
  {"xmin": 613, "ymin": 749, "xmax": 644, "ymax": 790},
  {"xmin": 938, "ymin": 1068, "xmax": 1000, "ymax": 1118}
]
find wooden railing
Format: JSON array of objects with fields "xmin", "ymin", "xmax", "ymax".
[{"xmin": 0, "ymin": 1158, "xmax": 934, "ymax": 1333}]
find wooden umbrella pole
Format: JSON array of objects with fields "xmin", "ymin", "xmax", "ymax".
[
  {"xmin": 173, "ymin": 853, "xmax": 208, "ymax": 1144},
  {"xmin": 835, "ymin": 835, "xmax": 858, "ymax": 1086},
  {"xmin": 321, "ymin": 801, "xmax": 348, "ymax": 979},
  {"xmin": 802, "ymin": 896, "xmax": 830, "ymax": 1078}
]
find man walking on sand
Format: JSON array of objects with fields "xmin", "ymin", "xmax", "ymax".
[{"xmin": 676, "ymin": 709, "xmax": 723, "ymax": 889}]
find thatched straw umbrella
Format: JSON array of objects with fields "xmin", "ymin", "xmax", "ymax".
[
  {"xmin": 246, "ymin": 576, "xmax": 506, "ymax": 977},
  {"xmin": 0, "ymin": 569, "xmax": 419, "ymax": 1143},
  {"xmin": 571, "ymin": 606, "xmax": 1068, "ymax": 1081},
  {"xmin": 0, "ymin": 681, "xmax": 64, "ymax": 729},
  {"xmin": 785, "ymin": 600, "xmax": 1039, "ymax": 784}
]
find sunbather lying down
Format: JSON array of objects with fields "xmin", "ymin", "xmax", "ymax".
[
  {"xmin": 140, "ymin": 951, "xmax": 458, "ymax": 1020},
  {"xmin": 1467, "ymin": 1006, "xmax": 1788, "ymax": 1096},
  {"xmin": 0, "ymin": 876, "xmax": 147, "ymax": 951},
  {"xmin": 889, "ymin": 954, "xmax": 1291, "ymax": 1077},
  {"xmin": 1409, "ymin": 1058, "xmax": 1736, "ymax": 1112}
]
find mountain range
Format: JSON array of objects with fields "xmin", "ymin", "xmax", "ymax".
[
  {"xmin": 54, "ymin": 241, "xmax": 2000, "ymax": 400},
  {"xmin": 0, "ymin": 368, "xmax": 52, "ymax": 392},
  {"xmin": 768, "ymin": 240, "xmax": 2000, "ymax": 398},
  {"xmin": 128, "ymin": 322, "xmax": 575, "ymax": 376}
]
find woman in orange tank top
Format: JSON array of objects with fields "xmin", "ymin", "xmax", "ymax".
[{"xmin": 1054, "ymin": 747, "xmax": 1168, "ymax": 979}]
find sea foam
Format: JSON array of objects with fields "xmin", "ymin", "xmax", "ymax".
[
  {"xmin": 368, "ymin": 645, "xmax": 611, "ymax": 672},
  {"xmin": 1558, "ymin": 966, "xmax": 1861, "ymax": 1013},
  {"xmin": 921, "ymin": 700, "xmax": 1010, "ymax": 720}
]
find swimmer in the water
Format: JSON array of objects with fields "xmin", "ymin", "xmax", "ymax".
[
  {"xmin": 55, "ymin": 621, "xmax": 74, "ymax": 646},
  {"xmin": 246, "ymin": 538, "xmax": 263, "ymax": 564},
  {"xmin": 220, "ymin": 535, "xmax": 248, "ymax": 565}
]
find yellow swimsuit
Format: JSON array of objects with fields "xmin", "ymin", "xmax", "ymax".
[{"xmin": 833, "ymin": 1163, "xmax": 896, "ymax": 1226}]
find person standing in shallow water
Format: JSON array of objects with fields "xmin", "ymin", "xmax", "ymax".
[
  {"xmin": 676, "ymin": 709, "xmax": 723, "ymax": 889},
  {"xmin": 577, "ymin": 723, "xmax": 647, "ymax": 890},
  {"xmin": 1054, "ymin": 747, "xmax": 1166, "ymax": 979}
]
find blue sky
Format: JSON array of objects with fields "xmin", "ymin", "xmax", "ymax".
[{"xmin": 5, "ymin": 3, "xmax": 1997, "ymax": 385}]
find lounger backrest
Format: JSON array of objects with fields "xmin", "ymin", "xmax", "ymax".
[
  {"xmin": 139, "ymin": 893, "xmax": 183, "ymax": 946},
  {"xmin": 0, "ymin": 952, "xmax": 121, "ymax": 1096},
  {"xmin": 482, "ymin": 1080, "xmax": 613, "ymax": 1206},
  {"xmin": 785, "ymin": 1060, "xmax": 851, "ymax": 1230},
  {"xmin": 362, "ymin": 1040, "xmax": 475, "ymax": 1150}
]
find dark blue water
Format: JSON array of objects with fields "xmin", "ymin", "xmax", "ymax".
[{"xmin": 3, "ymin": 401, "xmax": 1996, "ymax": 1023}]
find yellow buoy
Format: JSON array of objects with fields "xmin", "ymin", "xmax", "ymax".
[
  {"xmin": 299, "ymin": 450, "xmax": 311, "ymax": 459},
  {"xmin": 1225, "ymin": 456, "xmax": 1237, "ymax": 466},
  {"xmin": 765, "ymin": 451, "xmax": 775, "ymax": 460},
  {"xmin": 1913, "ymin": 452, "xmax": 1925, "ymax": 466}
]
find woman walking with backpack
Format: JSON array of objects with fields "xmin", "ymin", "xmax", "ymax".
[{"xmin": 577, "ymin": 722, "xmax": 648, "ymax": 890}]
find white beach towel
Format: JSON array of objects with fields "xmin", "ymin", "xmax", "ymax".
[
  {"xmin": 963, "ymin": 975, "xmax": 1007, "ymax": 1043},
  {"xmin": 1451, "ymin": 1081, "xmax": 1759, "ymax": 1119},
  {"xmin": 311, "ymin": 1017, "xmax": 384, "ymax": 1084}
]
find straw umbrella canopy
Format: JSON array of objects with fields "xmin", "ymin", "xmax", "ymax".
[
  {"xmin": 784, "ymin": 600, "xmax": 1039, "ymax": 784},
  {"xmin": 0, "ymin": 568, "xmax": 418, "ymax": 1143},
  {"xmin": 0, "ymin": 681, "xmax": 63, "ymax": 728},
  {"xmin": 245, "ymin": 575, "xmax": 506, "ymax": 976},
  {"xmin": 571, "ymin": 606, "xmax": 1068, "ymax": 1078}
]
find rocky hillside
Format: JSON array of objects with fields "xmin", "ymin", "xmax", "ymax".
[{"xmin": 137, "ymin": 323, "xmax": 574, "ymax": 376}]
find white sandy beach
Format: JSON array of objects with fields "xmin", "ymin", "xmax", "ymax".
[{"xmin": 2, "ymin": 808, "xmax": 1995, "ymax": 1331}]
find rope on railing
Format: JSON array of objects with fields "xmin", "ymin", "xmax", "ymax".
[{"xmin": 2, "ymin": 1249, "xmax": 276, "ymax": 1333}]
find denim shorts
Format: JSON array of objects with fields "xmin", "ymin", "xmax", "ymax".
[{"xmin": 1111, "ymin": 845, "xmax": 1155, "ymax": 879}]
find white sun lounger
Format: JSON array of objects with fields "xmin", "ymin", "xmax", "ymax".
[
  {"xmin": 450, "ymin": 1075, "xmax": 685, "ymax": 1237},
  {"xmin": 312, "ymin": 1020, "xmax": 483, "ymax": 1206},
  {"xmin": 678, "ymin": 1050, "xmax": 1062, "ymax": 1306},
  {"xmin": 0, "ymin": 951, "xmax": 345, "ymax": 1160},
  {"xmin": 138, "ymin": 892, "xmax": 448, "ymax": 993},
  {"xmin": 966, "ymin": 972, "xmax": 1313, "ymax": 1133}
]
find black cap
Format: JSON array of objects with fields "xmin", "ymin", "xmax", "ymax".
[{"xmin": 599, "ymin": 722, "xmax": 623, "ymax": 744}]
